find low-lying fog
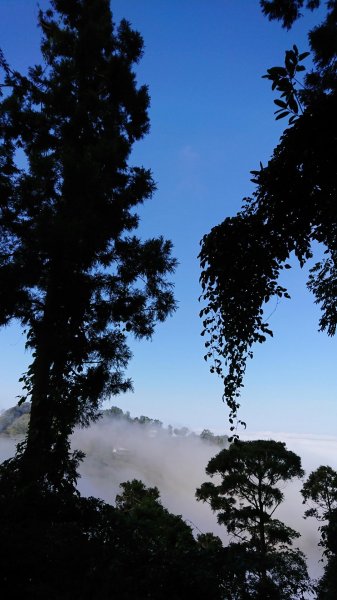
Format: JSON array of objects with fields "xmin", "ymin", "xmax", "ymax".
[{"xmin": 1, "ymin": 415, "xmax": 337, "ymax": 582}]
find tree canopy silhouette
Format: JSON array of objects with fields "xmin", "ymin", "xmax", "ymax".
[
  {"xmin": 301, "ymin": 464, "xmax": 337, "ymax": 595},
  {"xmin": 196, "ymin": 439, "xmax": 311, "ymax": 599},
  {"xmin": 199, "ymin": 0, "xmax": 337, "ymax": 427},
  {"xmin": 0, "ymin": 478, "xmax": 227, "ymax": 599},
  {"xmin": 302, "ymin": 465, "xmax": 337, "ymax": 527},
  {"xmin": 260, "ymin": 1, "xmax": 322, "ymax": 29},
  {"xmin": 0, "ymin": 0, "xmax": 176, "ymax": 492}
]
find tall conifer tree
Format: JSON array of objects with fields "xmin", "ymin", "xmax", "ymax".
[{"xmin": 0, "ymin": 0, "xmax": 176, "ymax": 491}]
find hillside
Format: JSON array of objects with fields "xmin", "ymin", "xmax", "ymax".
[
  {"xmin": 0, "ymin": 402, "xmax": 230, "ymax": 541},
  {"xmin": 0, "ymin": 403, "xmax": 229, "ymax": 447},
  {"xmin": 0, "ymin": 403, "xmax": 31, "ymax": 437}
]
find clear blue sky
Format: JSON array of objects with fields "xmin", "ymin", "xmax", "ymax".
[{"xmin": 0, "ymin": 1, "xmax": 335, "ymax": 435}]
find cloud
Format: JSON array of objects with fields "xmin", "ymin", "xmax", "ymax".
[
  {"xmin": 242, "ymin": 430, "xmax": 337, "ymax": 471},
  {"xmin": 179, "ymin": 144, "xmax": 200, "ymax": 166},
  {"xmin": 74, "ymin": 419, "xmax": 225, "ymax": 540}
]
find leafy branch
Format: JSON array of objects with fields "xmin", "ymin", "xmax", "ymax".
[{"xmin": 263, "ymin": 45, "xmax": 310, "ymax": 123}]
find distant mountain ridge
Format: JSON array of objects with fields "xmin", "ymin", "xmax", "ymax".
[
  {"xmin": 0, "ymin": 403, "xmax": 31, "ymax": 437},
  {"xmin": 0, "ymin": 403, "xmax": 229, "ymax": 447}
]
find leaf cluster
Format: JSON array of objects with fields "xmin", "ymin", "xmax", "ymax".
[
  {"xmin": 263, "ymin": 44, "xmax": 309, "ymax": 124},
  {"xmin": 302, "ymin": 465, "xmax": 337, "ymax": 522},
  {"xmin": 199, "ymin": 1, "xmax": 337, "ymax": 421},
  {"xmin": 260, "ymin": 0, "xmax": 321, "ymax": 30}
]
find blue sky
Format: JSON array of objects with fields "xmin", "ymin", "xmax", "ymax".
[{"xmin": 0, "ymin": 1, "xmax": 335, "ymax": 435}]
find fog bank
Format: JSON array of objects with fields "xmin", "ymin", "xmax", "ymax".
[{"xmin": 2, "ymin": 418, "xmax": 336, "ymax": 581}]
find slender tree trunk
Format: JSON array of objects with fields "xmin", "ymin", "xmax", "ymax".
[
  {"xmin": 256, "ymin": 477, "xmax": 280, "ymax": 599},
  {"xmin": 21, "ymin": 278, "xmax": 71, "ymax": 490}
]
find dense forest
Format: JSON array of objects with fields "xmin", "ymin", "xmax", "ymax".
[{"xmin": 0, "ymin": 0, "xmax": 336, "ymax": 598}]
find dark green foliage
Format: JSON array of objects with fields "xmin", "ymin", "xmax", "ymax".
[
  {"xmin": 0, "ymin": 491, "xmax": 97, "ymax": 599},
  {"xmin": 262, "ymin": 44, "xmax": 310, "ymax": 124},
  {"xmin": 301, "ymin": 467, "xmax": 337, "ymax": 598},
  {"xmin": 113, "ymin": 479, "xmax": 213, "ymax": 599},
  {"xmin": 317, "ymin": 552, "xmax": 337, "ymax": 600},
  {"xmin": 173, "ymin": 425, "xmax": 190, "ymax": 436},
  {"xmin": 112, "ymin": 479, "xmax": 249, "ymax": 600},
  {"xmin": 302, "ymin": 465, "xmax": 337, "ymax": 525},
  {"xmin": 115, "ymin": 478, "xmax": 161, "ymax": 509},
  {"xmin": 260, "ymin": 0, "xmax": 321, "ymax": 29},
  {"xmin": 196, "ymin": 440, "xmax": 311, "ymax": 599},
  {"xmin": 199, "ymin": 1, "xmax": 337, "ymax": 424},
  {"xmin": 200, "ymin": 428, "xmax": 229, "ymax": 447},
  {"xmin": 316, "ymin": 508, "xmax": 337, "ymax": 598},
  {"xmin": 0, "ymin": 480, "xmax": 226, "ymax": 600},
  {"xmin": 0, "ymin": 0, "xmax": 176, "ymax": 490}
]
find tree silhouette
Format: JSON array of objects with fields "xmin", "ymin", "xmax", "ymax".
[
  {"xmin": 301, "ymin": 466, "xmax": 337, "ymax": 597},
  {"xmin": 0, "ymin": 0, "xmax": 176, "ymax": 492},
  {"xmin": 199, "ymin": 0, "xmax": 337, "ymax": 427},
  {"xmin": 196, "ymin": 440, "xmax": 311, "ymax": 599},
  {"xmin": 302, "ymin": 465, "xmax": 337, "ymax": 527},
  {"xmin": 109, "ymin": 479, "xmax": 226, "ymax": 600},
  {"xmin": 0, "ymin": 479, "xmax": 227, "ymax": 599},
  {"xmin": 260, "ymin": 1, "xmax": 322, "ymax": 30}
]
